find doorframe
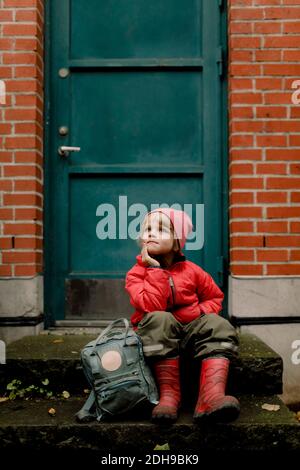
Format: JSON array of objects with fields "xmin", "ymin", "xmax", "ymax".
[{"xmin": 43, "ymin": 0, "xmax": 229, "ymax": 328}]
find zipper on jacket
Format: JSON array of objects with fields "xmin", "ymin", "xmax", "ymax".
[{"xmin": 168, "ymin": 275, "xmax": 176, "ymax": 307}]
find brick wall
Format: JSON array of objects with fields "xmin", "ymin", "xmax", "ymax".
[
  {"xmin": 0, "ymin": 0, "xmax": 43, "ymax": 277},
  {"xmin": 1, "ymin": 1, "xmax": 300, "ymax": 279},
  {"xmin": 229, "ymin": 0, "xmax": 300, "ymax": 276}
]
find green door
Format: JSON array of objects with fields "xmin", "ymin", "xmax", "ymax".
[{"xmin": 45, "ymin": 0, "xmax": 228, "ymax": 325}]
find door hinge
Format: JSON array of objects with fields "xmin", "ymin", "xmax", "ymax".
[
  {"xmin": 217, "ymin": 46, "xmax": 225, "ymax": 77},
  {"xmin": 217, "ymin": 256, "xmax": 227, "ymax": 287}
]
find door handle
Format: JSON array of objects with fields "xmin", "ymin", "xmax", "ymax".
[{"xmin": 58, "ymin": 146, "xmax": 81, "ymax": 157}]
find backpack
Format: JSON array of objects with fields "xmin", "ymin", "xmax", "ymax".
[{"xmin": 76, "ymin": 318, "xmax": 159, "ymax": 422}]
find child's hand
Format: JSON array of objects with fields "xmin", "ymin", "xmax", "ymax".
[{"xmin": 141, "ymin": 243, "xmax": 161, "ymax": 267}]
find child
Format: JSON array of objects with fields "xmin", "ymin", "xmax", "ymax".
[{"xmin": 125, "ymin": 208, "xmax": 239, "ymax": 423}]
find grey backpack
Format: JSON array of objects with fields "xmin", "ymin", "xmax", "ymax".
[{"xmin": 76, "ymin": 318, "xmax": 158, "ymax": 422}]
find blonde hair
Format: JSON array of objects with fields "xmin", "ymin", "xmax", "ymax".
[{"xmin": 136, "ymin": 212, "xmax": 181, "ymax": 253}]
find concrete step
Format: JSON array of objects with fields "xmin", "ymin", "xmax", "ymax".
[
  {"xmin": 0, "ymin": 332, "xmax": 283, "ymax": 397},
  {"xmin": 0, "ymin": 395, "xmax": 299, "ymax": 459}
]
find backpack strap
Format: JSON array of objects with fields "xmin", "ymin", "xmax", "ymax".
[
  {"xmin": 93, "ymin": 318, "xmax": 130, "ymax": 350},
  {"xmin": 75, "ymin": 390, "xmax": 98, "ymax": 422}
]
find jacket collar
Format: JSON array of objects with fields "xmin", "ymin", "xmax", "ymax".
[{"xmin": 136, "ymin": 251, "xmax": 186, "ymax": 267}]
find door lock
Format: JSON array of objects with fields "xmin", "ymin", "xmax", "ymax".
[{"xmin": 58, "ymin": 146, "xmax": 81, "ymax": 157}]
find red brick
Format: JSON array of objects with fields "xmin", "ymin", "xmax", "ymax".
[
  {"xmin": 289, "ymin": 135, "xmax": 300, "ymax": 146},
  {"xmin": 0, "ymin": 209, "xmax": 13, "ymax": 220},
  {"xmin": 230, "ymin": 64, "xmax": 261, "ymax": 76},
  {"xmin": 257, "ymin": 191, "xmax": 287, "ymax": 203},
  {"xmin": 230, "ymin": 79, "xmax": 253, "ymax": 90},
  {"xmin": 230, "ymin": 207, "xmax": 262, "ymax": 218},
  {"xmin": 3, "ymin": 24, "xmax": 38, "ymax": 37},
  {"xmin": 230, "ymin": 149, "xmax": 262, "ymax": 160},
  {"xmin": 230, "ymin": 178, "xmax": 264, "ymax": 189},
  {"xmin": 229, "ymin": 92, "xmax": 263, "ymax": 105},
  {"xmin": 0, "ymin": 180, "xmax": 13, "ymax": 191},
  {"xmin": 231, "ymin": 121, "xmax": 264, "ymax": 132},
  {"xmin": 0, "ymin": 266, "xmax": 12, "ymax": 276},
  {"xmin": 231, "ymin": 265, "xmax": 263, "ymax": 275},
  {"xmin": 14, "ymin": 180, "xmax": 43, "ymax": 192},
  {"xmin": 291, "ymin": 192, "xmax": 300, "ymax": 202},
  {"xmin": 2, "ymin": 251, "xmax": 41, "ymax": 264},
  {"xmin": 257, "ymin": 221, "xmax": 288, "ymax": 232},
  {"xmin": 3, "ymin": 194, "xmax": 42, "ymax": 206},
  {"xmin": 266, "ymin": 149, "xmax": 300, "ymax": 160},
  {"xmin": 15, "ymin": 10, "xmax": 38, "ymax": 22},
  {"xmin": 254, "ymin": 22, "xmax": 281, "ymax": 34},
  {"xmin": 265, "ymin": 7, "xmax": 300, "ymax": 19},
  {"xmin": 230, "ymin": 250, "xmax": 255, "ymax": 262},
  {"xmin": 14, "ymin": 237, "xmax": 42, "ymax": 249},
  {"xmin": 230, "ymin": 107, "xmax": 254, "ymax": 118},
  {"xmin": 0, "ymin": 238, "xmax": 13, "ymax": 250},
  {"xmin": 230, "ymin": 37, "xmax": 261, "ymax": 49},
  {"xmin": 265, "ymin": 36, "xmax": 300, "ymax": 48},
  {"xmin": 229, "ymin": 163, "xmax": 254, "ymax": 175},
  {"xmin": 257, "ymin": 163, "xmax": 288, "ymax": 175},
  {"xmin": 256, "ymin": 50, "xmax": 281, "ymax": 62},
  {"xmin": 0, "ymin": 11, "xmax": 13, "ymax": 21},
  {"xmin": 3, "ymin": 53, "xmax": 36, "ymax": 65},
  {"xmin": 0, "ymin": 67, "xmax": 13, "ymax": 78},
  {"xmin": 266, "ymin": 177, "xmax": 300, "ymax": 190},
  {"xmin": 15, "ymin": 265, "xmax": 41, "ymax": 276},
  {"xmin": 267, "ymin": 264, "xmax": 300, "ymax": 275},
  {"xmin": 4, "ymin": 0, "xmax": 37, "ymax": 5},
  {"xmin": 230, "ymin": 222, "xmax": 254, "ymax": 232},
  {"xmin": 230, "ymin": 192, "xmax": 254, "ymax": 204},
  {"xmin": 231, "ymin": 236, "xmax": 264, "ymax": 247},
  {"xmin": 257, "ymin": 250, "xmax": 289, "ymax": 262},
  {"xmin": 5, "ymin": 137, "xmax": 37, "ymax": 150},
  {"xmin": 255, "ymin": 78, "xmax": 282, "ymax": 91},
  {"xmin": 266, "ymin": 236, "xmax": 300, "ymax": 247},
  {"xmin": 256, "ymin": 137, "xmax": 287, "ymax": 148},
  {"xmin": 290, "ymin": 250, "xmax": 300, "ymax": 261},
  {"xmin": 15, "ymin": 38, "xmax": 38, "ymax": 51},
  {"xmin": 267, "ymin": 207, "xmax": 300, "ymax": 218},
  {"xmin": 3, "ymin": 223, "xmax": 42, "ymax": 236},
  {"xmin": 230, "ymin": 135, "xmax": 254, "ymax": 147},
  {"xmin": 283, "ymin": 22, "xmax": 300, "ymax": 33},
  {"xmin": 291, "ymin": 222, "xmax": 300, "ymax": 233},
  {"xmin": 15, "ymin": 208, "xmax": 42, "ymax": 221}
]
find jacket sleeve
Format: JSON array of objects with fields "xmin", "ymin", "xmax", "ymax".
[
  {"xmin": 125, "ymin": 265, "xmax": 171, "ymax": 313},
  {"xmin": 195, "ymin": 267, "xmax": 224, "ymax": 315}
]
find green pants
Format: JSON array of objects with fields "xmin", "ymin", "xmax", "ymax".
[{"xmin": 137, "ymin": 311, "xmax": 239, "ymax": 360}]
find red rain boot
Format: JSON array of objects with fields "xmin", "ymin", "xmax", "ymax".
[
  {"xmin": 151, "ymin": 357, "xmax": 181, "ymax": 423},
  {"xmin": 193, "ymin": 357, "xmax": 240, "ymax": 423}
]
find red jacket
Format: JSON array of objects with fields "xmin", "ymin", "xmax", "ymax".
[{"xmin": 125, "ymin": 252, "xmax": 224, "ymax": 327}]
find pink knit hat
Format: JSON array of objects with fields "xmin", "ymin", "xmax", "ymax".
[{"xmin": 146, "ymin": 208, "xmax": 193, "ymax": 250}]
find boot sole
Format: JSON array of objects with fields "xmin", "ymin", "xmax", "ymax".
[
  {"xmin": 151, "ymin": 414, "xmax": 178, "ymax": 424},
  {"xmin": 194, "ymin": 403, "xmax": 240, "ymax": 424}
]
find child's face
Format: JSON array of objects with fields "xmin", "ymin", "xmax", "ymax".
[{"xmin": 141, "ymin": 212, "xmax": 177, "ymax": 255}]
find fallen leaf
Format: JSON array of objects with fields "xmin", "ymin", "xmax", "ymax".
[
  {"xmin": 154, "ymin": 443, "xmax": 170, "ymax": 451},
  {"xmin": 83, "ymin": 389, "xmax": 90, "ymax": 395},
  {"xmin": 71, "ymin": 351, "xmax": 78, "ymax": 354},
  {"xmin": 296, "ymin": 411, "xmax": 300, "ymax": 422},
  {"xmin": 62, "ymin": 391, "xmax": 70, "ymax": 399},
  {"xmin": 48, "ymin": 408, "xmax": 56, "ymax": 416},
  {"xmin": 0, "ymin": 397, "xmax": 9, "ymax": 403},
  {"xmin": 52, "ymin": 339, "xmax": 63, "ymax": 344},
  {"xmin": 261, "ymin": 403, "xmax": 280, "ymax": 412}
]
